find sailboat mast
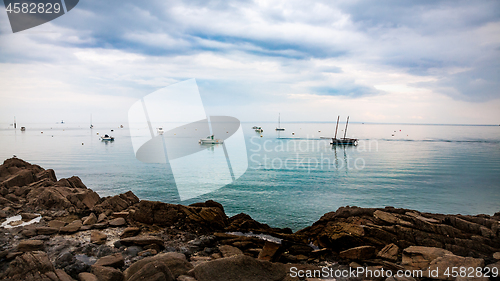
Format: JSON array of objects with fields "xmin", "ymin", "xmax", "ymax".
[
  {"xmin": 278, "ymin": 113, "xmax": 280, "ymax": 127},
  {"xmin": 343, "ymin": 116, "xmax": 349, "ymax": 139},
  {"xmin": 334, "ymin": 115, "xmax": 339, "ymax": 139}
]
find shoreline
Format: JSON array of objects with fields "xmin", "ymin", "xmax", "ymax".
[{"xmin": 0, "ymin": 157, "xmax": 499, "ymax": 281}]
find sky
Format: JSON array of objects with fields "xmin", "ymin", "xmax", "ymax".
[{"xmin": 0, "ymin": 0, "xmax": 499, "ymax": 125}]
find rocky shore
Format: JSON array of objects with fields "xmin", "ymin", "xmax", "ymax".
[{"xmin": 0, "ymin": 157, "xmax": 499, "ymax": 281}]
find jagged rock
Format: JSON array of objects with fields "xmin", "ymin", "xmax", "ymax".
[
  {"xmin": 4, "ymin": 251, "xmax": 54, "ymax": 279},
  {"xmin": 120, "ymin": 227, "xmax": 140, "ymax": 238},
  {"xmin": 60, "ymin": 219, "xmax": 82, "ymax": 233},
  {"xmin": 94, "ymin": 253, "xmax": 124, "ymax": 268},
  {"xmin": 132, "ymin": 200, "xmax": 227, "ymax": 232},
  {"xmin": 339, "ymin": 245, "xmax": 376, "ymax": 260},
  {"xmin": 17, "ymin": 240, "xmax": 44, "ymax": 252},
  {"xmin": 98, "ymin": 213, "xmax": 107, "ymax": 223},
  {"xmin": 190, "ymin": 254, "xmax": 286, "ymax": 281},
  {"xmin": 402, "ymin": 246, "xmax": 453, "ymax": 270},
  {"xmin": 427, "ymin": 254, "xmax": 484, "ymax": 280},
  {"xmin": 78, "ymin": 272, "xmax": 99, "ymax": 281},
  {"xmin": 91, "ymin": 265, "xmax": 124, "ymax": 281},
  {"xmin": 127, "ymin": 260, "xmax": 175, "ymax": 281},
  {"xmin": 124, "ymin": 252, "xmax": 192, "ymax": 279},
  {"xmin": 119, "ymin": 236, "xmax": 164, "ymax": 248},
  {"xmin": 83, "ymin": 213, "xmax": 98, "ymax": 225},
  {"xmin": 377, "ymin": 243, "xmax": 399, "ymax": 261},
  {"xmin": 93, "ymin": 191, "xmax": 139, "ymax": 213},
  {"xmin": 257, "ymin": 241, "xmax": 282, "ymax": 262},
  {"xmin": 219, "ymin": 245, "xmax": 243, "ymax": 258},
  {"xmin": 112, "ymin": 211, "xmax": 129, "ymax": 218},
  {"xmin": 109, "ymin": 217, "xmax": 126, "ymax": 226},
  {"xmin": 91, "ymin": 231, "xmax": 107, "ymax": 245}
]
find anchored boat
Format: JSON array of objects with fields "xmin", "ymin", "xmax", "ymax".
[
  {"xmin": 199, "ymin": 135, "xmax": 223, "ymax": 144},
  {"xmin": 275, "ymin": 113, "xmax": 285, "ymax": 131},
  {"xmin": 100, "ymin": 134, "xmax": 114, "ymax": 141},
  {"xmin": 330, "ymin": 116, "xmax": 358, "ymax": 145}
]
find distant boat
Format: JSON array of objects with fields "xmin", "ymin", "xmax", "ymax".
[
  {"xmin": 120, "ymin": 125, "xmax": 124, "ymax": 128},
  {"xmin": 199, "ymin": 135, "xmax": 223, "ymax": 144},
  {"xmin": 20, "ymin": 127, "xmax": 26, "ymax": 131},
  {"xmin": 100, "ymin": 134, "xmax": 114, "ymax": 141},
  {"xmin": 254, "ymin": 126, "xmax": 263, "ymax": 133},
  {"xmin": 330, "ymin": 116, "xmax": 358, "ymax": 146},
  {"xmin": 275, "ymin": 113, "xmax": 285, "ymax": 131},
  {"xmin": 90, "ymin": 114, "xmax": 93, "ymax": 129},
  {"xmin": 61, "ymin": 120, "xmax": 65, "ymax": 124},
  {"xmin": 157, "ymin": 127, "xmax": 164, "ymax": 135}
]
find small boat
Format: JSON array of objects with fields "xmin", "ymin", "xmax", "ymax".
[
  {"xmin": 120, "ymin": 125, "xmax": 124, "ymax": 128},
  {"xmin": 254, "ymin": 126, "xmax": 264, "ymax": 133},
  {"xmin": 275, "ymin": 113, "xmax": 285, "ymax": 131},
  {"xmin": 100, "ymin": 134, "xmax": 114, "ymax": 141},
  {"xmin": 199, "ymin": 135, "xmax": 223, "ymax": 144},
  {"xmin": 90, "ymin": 114, "xmax": 93, "ymax": 129},
  {"xmin": 252, "ymin": 126, "xmax": 258, "ymax": 129},
  {"xmin": 330, "ymin": 116, "xmax": 358, "ymax": 146},
  {"xmin": 20, "ymin": 127, "xmax": 26, "ymax": 131},
  {"xmin": 157, "ymin": 127, "xmax": 164, "ymax": 135}
]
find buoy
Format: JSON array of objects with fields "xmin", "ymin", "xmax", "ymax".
[
  {"xmin": 82, "ymin": 143, "xmax": 84, "ymax": 145},
  {"xmin": 97, "ymin": 132, "xmax": 99, "ymax": 135},
  {"xmin": 318, "ymin": 130, "xmax": 321, "ymax": 132},
  {"xmin": 260, "ymin": 135, "xmax": 263, "ymax": 137},
  {"xmin": 292, "ymin": 132, "xmax": 295, "ymax": 135}
]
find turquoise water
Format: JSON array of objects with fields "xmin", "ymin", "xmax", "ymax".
[{"xmin": 1, "ymin": 122, "xmax": 499, "ymax": 230}]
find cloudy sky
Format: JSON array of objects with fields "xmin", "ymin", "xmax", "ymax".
[{"xmin": 1, "ymin": 0, "xmax": 499, "ymax": 125}]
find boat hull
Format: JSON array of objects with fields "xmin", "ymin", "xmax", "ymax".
[{"xmin": 330, "ymin": 138, "xmax": 358, "ymax": 145}]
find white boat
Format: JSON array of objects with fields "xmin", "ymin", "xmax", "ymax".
[
  {"xmin": 100, "ymin": 134, "xmax": 114, "ymax": 141},
  {"xmin": 275, "ymin": 113, "xmax": 285, "ymax": 131},
  {"xmin": 254, "ymin": 126, "xmax": 263, "ymax": 133},
  {"xmin": 157, "ymin": 127, "xmax": 164, "ymax": 135},
  {"xmin": 199, "ymin": 135, "xmax": 223, "ymax": 144}
]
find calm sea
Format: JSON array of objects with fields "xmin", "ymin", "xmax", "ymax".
[{"xmin": 1, "ymin": 122, "xmax": 499, "ymax": 231}]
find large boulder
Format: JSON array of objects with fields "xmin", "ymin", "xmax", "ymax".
[
  {"xmin": 132, "ymin": 200, "xmax": 227, "ymax": 232},
  {"xmin": 91, "ymin": 265, "xmax": 124, "ymax": 281},
  {"xmin": 127, "ymin": 260, "xmax": 175, "ymax": 281},
  {"xmin": 93, "ymin": 191, "xmax": 139, "ymax": 213},
  {"xmin": 427, "ymin": 254, "xmax": 485, "ymax": 280},
  {"xmin": 402, "ymin": 246, "xmax": 453, "ymax": 270},
  {"xmin": 95, "ymin": 253, "xmax": 125, "ymax": 268},
  {"xmin": 190, "ymin": 254, "xmax": 286, "ymax": 281},
  {"xmin": 3, "ymin": 251, "xmax": 74, "ymax": 280},
  {"xmin": 124, "ymin": 252, "xmax": 192, "ymax": 279}
]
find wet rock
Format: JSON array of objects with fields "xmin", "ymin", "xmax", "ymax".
[
  {"xmin": 377, "ymin": 243, "xmax": 399, "ymax": 261},
  {"xmin": 95, "ymin": 253, "xmax": 124, "ymax": 268},
  {"xmin": 83, "ymin": 213, "xmax": 97, "ymax": 225},
  {"xmin": 91, "ymin": 265, "xmax": 124, "ymax": 281},
  {"xmin": 257, "ymin": 241, "xmax": 282, "ymax": 262},
  {"xmin": 190, "ymin": 254, "xmax": 286, "ymax": 281},
  {"xmin": 120, "ymin": 227, "xmax": 140, "ymax": 238},
  {"xmin": 402, "ymin": 246, "xmax": 453, "ymax": 270},
  {"xmin": 124, "ymin": 252, "xmax": 192, "ymax": 279},
  {"xmin": 219, "ymin": 245, "xmax": 243, "ymax": 258},
  {"xmin": 91, "ymin": 231, "xmax": 107, "ymax": 245},
  {"xmin": 109, "ymin": 217, "xmax": 126, "ymax": 227},
  {"xmin": 78, "ymin": 272, "xmax": 99, "ymax": 281},
  {"xmin": 17, "ymin": 239, "xmax": 44, "ymax": 252},
  {"xmin": 60, "ymin": 219, "xmax": 83, "ymax": 233},
  {"xmin": 339, "ymin": 245, "xmax": 377, "ymax": 260},
  {"xmin": 127, "ymin": 260, "xmax": 175, "ymax": 281}
]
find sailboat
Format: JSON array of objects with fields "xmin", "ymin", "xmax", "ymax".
[
  {"xmin": 331, "ymin": 116, "xmax": 358, "ymax": 145},
  {"xmin": 275, "ymin": 113, "xmax": 285, "ymax": 131}
]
